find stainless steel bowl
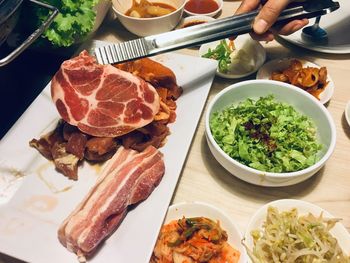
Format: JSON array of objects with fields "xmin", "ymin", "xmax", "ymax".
[{"xmin": 0, "ymin": 0, "xmax": 59, "ymax": 66}]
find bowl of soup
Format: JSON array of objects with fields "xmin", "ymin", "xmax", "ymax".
[{"xmin": 112, "ymin": 0, "xmax": 186, "ymax": 36}]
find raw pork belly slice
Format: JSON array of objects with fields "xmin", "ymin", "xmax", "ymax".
[
  {"xmin": 51, "ymin": 51, "xmax": 160, "ymax": 137},
  {"xmin": 58, "ymin": 145, "xmax": 165, "ymax": 258}
]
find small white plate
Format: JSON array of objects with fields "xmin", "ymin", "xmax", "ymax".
[
  {"xmin": 199, "ymin": 35, "xmax": 266, "ymax": 79},
  {"xmin": 345, "ymin": 101, "xmax": 350, "ymax": 127},
  {"xmin": 244, "ymin": 199, "xmax": 350, "ymax": 262},
  {"xmin": 256, "ymin": 58, "xmax": 334, "ymax": 105},
  {"xmin": 163, "ymin": 201, "xmax": 248, "ymax": 263}
]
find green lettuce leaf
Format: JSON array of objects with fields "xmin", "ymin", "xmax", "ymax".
[{"xmin": 32, "ymin": 0, "xmax": 102, "ymax": 47}]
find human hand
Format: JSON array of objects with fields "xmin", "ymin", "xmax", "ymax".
[{"xmin": 235, "ymin": 0, "xmax": 309, "ymax": 41}]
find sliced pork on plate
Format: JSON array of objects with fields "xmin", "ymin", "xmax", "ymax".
[{"xmin": 58, "ymin": 145, "xmax": 165, "ymax": 259}]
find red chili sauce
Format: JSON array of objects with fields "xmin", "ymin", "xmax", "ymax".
[{"xmin": 184, "ymin": 0, "xmax": 219, "ymax": 14}]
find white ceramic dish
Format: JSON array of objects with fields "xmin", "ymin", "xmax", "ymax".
[
  {"xmin": 183, "ymin": 0, "xmax": 223, "ymax": 17},
  {"xmin": 278, "ymin": 0, "xmax": 350, "ymax": 54},
  {"xmin": 244, "ymin": 199, "xmax": 350, "ymax": 262},
  {"xmin": 164, "ymin": 202, "xmax": 248, "ymax": 263},
  {"xmin": 176, "ymin": 15, "xmax": 215, "ymax": 29},
  {"xmin": 0, "ymin": 42, "xmax": 218, "ymax": 263},
  {"xmin": 112, "ymin": 0, "xmax": 185, "ymax": 37},
  {"xmin": 256, "ymin": 58, "xmax": 335, "ymax": 105},
  {"xmin": 91, "ymin": 0, "xmax": 111, "ymax": 33},
  {"xmin": 205, "ymin": 79, "xmax": 336, "ymax": 187},
  {"xmin": 199, "ymin": 35, "xmax": 266, "ymax": 79},
  {"xmin": 345, "ymin": 101, "xmax": 350, "ymax": 127}
]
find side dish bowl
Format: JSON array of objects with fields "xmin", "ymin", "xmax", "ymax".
[
  {"xmin": 205, "ymin": 80, "xmax": 336, "ymax": 187},
  {"xmin": 112, "ymin": 0, "xmax": 185, "ymax": 37},
  {"xmin": 199, "ymin": 35, "xmax": 266, "ymax": 79},
  {"xmin": 163, "ymin": 202, "xmax": 248, "ymax": 263},
  {"xmin": 256, "ymin": 58, "xmax": 335, "ymax": 105},
  {"xmin": 183, "ymin": 0, "xmax": 223, "ymax": 17},
  {"xmin": 244, "ymin": 199, "xmax": 350, "ymax": 262}
]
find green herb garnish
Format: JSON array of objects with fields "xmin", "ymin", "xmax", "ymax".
[{"xmin": 202, "ymin": 40, "xmax": 233, "ymax": 73}]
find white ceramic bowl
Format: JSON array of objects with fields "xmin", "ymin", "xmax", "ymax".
[
  {"xmin": 74, "ymin": 0, "xmax": 111, "ymax": 44},
  {"xmin": 112, "ymin": 0, "xmax": 185, "ymax": 37},
  {"xmin": 205, "ymin": 80, "xmax": 336, "ymax": 187},
  {"xmin": 163, "ymin": 202, "xmax": 248, "ymax": 263},
  {"xmin": 199, "ymin": 35, "xmax": 266, "ymax": 79},
  {"xmin": 345, "ymin": 101, "xmax": 350, "ymax": 127},
  {"xmin": 92, "ymin": 0, "xmax": 112, "ymax": 33},
  {"xmin": 256, "ymin": 58, "xmax": 335, "ymax": 105},
  {"xmin": 244, "ymin": 199, "xmax": 350, "ymax": 262},
  {"xmin": 177, "ymin": 15, "xmax": 215, "ymax": 29},
  {"xmin": 183, "ymin": 0, "xmax": 223, "ymax": 17}
]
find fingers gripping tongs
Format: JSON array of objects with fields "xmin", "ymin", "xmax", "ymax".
[{"xmin": 95, "ymin": 0, "xmax": 340, "ymax": 65}]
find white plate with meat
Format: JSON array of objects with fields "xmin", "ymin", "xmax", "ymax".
[{"xmin": 0, "ymin": 40, "xmax": 218, "ymax": 263}]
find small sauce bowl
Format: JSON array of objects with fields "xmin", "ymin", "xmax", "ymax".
[{"xmin": 183, "ymin": 0, "xmax": 223, "ymax": 17}]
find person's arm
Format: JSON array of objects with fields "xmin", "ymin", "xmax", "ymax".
[{"xmin": 235, "ymin": 0, "xmax": 309, "ymax": 41}]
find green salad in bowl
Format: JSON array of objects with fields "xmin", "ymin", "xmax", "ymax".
[
  {"xmin": 210, "ymin": 95, "xmax": 322, "ymax": 173},
  {"xmin": 205, "ymin": 80, "xmax": 336, "ymax": 187}
]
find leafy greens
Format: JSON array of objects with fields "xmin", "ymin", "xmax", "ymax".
[
  {"xmin": 31, "ymin": 0, "xmax": 101, "ymax": 47},
  {"xmin": 210, "ymin": 95, "xmax": 322, "ymax": 173},
  {"xmin": 201, "ymin": 40, "xmax": 234, "ymax": 73}
]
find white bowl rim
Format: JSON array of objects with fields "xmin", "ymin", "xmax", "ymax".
[
  {"xmin": 112, "ymin": 0, "xmax": 186, "ymax": 21},
  {"xmin": 168, "ymin": 201, "xmax": 240, "ymax": 227},
  {"xmin": 183, "ymin": 0, "xmax": 223, "ymax": 17},
  {"xmin": 345, "ymin": 101, "xmax": 350, "ymax": 127},
  {"xmin": 205, "ymin": 79, "xmax": 337, "ymax": 179},
  {"xmin": 177, "ymin": 15, "xmax": 216, "ymax": 28},
  {"xmin": 181, "ymin": 14, "xmax": 216, "ymax": 22}
]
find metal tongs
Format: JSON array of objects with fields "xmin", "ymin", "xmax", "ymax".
[{"xmin": 95, "ymin": 0, "xmax": 340, "ymax": 65}]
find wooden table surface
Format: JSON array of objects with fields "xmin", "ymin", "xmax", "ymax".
[
  {"xmin": 95, "ymin": 0, "xmax": 350, "ymax": 233},
  {"xmin": 1, "ymin": 1, "xmax": 350, "ymax": 262}
]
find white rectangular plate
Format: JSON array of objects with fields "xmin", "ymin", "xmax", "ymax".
[{"xmin": 0, "ymin": 43, "xmax": 217, "ymax": 263}]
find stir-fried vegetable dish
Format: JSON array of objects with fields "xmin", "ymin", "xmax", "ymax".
[
  {"xmin": 210, "ymin": 95, "xmax": 322, "ymax": 173},
  {"xmin": 245, "ymin": 206, "xmax": 350, "ymax": 263},
  {"xmin": 151, "ymin": 217, "xmax": 240, "ymax": 263}
]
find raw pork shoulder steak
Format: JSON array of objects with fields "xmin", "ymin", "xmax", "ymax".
[{"xmin": 51, "ymin": 51, "xmax": 160, "ymax": 137}]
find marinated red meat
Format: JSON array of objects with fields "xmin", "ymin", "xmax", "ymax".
[
  {"xmin": 51, "ymin": 142, "xmax": 79, "ymax": 180},
  {"xmin": 84, "ymin": 137, "xmax": 117, "ymax": 162}
]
